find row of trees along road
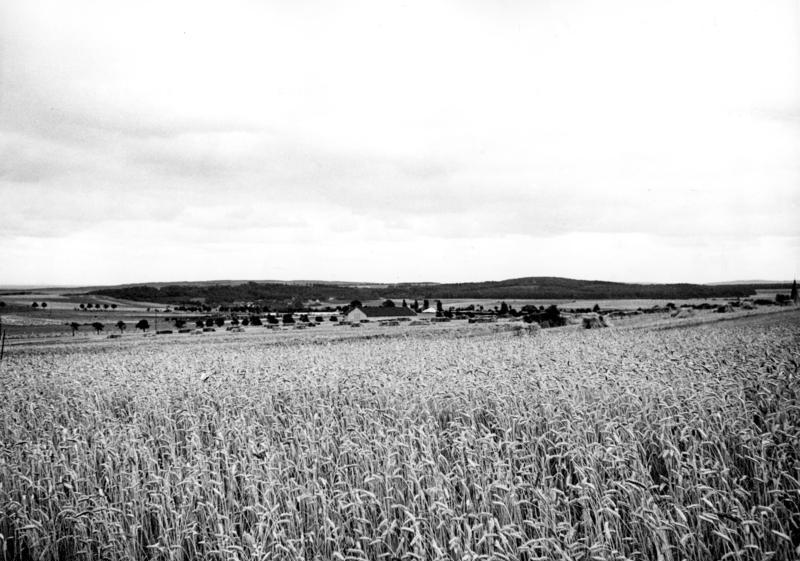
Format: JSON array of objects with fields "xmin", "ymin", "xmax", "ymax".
[
  {"xmin": 67, "ymin": 314, "xmax": 342, "ymax": 335},
  {"xmin": 68, "ymin": 320, "xmax": 150, "ymax": 336},
  {"xmin": 79, "ymin": 303, "xmax": 117, "ymax": 310}
]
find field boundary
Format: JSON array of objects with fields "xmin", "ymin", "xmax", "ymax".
[{"xmin": 616, "ymin": 306, "xmax": 799, "ymax": 332}]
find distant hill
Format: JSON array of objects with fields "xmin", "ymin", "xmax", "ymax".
[
  {"xmin": 86, "ymin": 277, "xmax": 782, "ymax": 308},
  {"xmin": 393, "ymin": 277, "xmax": 781, "ymax": 300},
  {"xmin": 706, "ymin": 280, "xmax": 790, "ymax": 286},
  {"xmin": 78, "ymin": 279, "xmax": 399, "ymax": 290}
]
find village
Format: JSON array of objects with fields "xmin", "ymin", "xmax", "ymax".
[
  {"xmin": 99, "ymin": 279, "xmax": 800, "ymax": 335},
  {"xmin": 0, "ymin": 281, "xmax": 797, "ymax": 346}
]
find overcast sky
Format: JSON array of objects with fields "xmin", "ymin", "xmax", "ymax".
[{"xmin": 1, "ymin": 0, "xmax": 798, "ymax": 286}]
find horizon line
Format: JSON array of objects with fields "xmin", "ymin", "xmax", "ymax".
[{"xmin": 0, "ymin": 277, "xmax": 793, "ymax": 291}]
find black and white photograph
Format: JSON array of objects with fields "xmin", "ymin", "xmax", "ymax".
[{"xmin": 1, "ymin": 1, "xmax": 798, "ymax": 559}]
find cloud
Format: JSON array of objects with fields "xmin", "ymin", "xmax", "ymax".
[
  {"xmin": 0, "ymin": 0, "xmax": 798, "ymax": 283},
  {"xmin": 0, "ymin": 132, "xmax": 79, "ymax": 184}
]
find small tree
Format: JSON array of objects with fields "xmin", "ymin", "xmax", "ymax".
[
  {"xmin": 0, "ymin": 301, "xmax": 5, "ymax": 307},
  {"xmin": 92, "ymin": 322, "xmax": 104, "ymax": 334},
  {"xmin": 241, "ymin": 317, "xmax": 250, "ymax": 326},
  {"xmin": 282, "ymin": 313, "xmax": 295, "ymax": 325},
  {"xmin": 103, "ymin": 304, "xmax": 109, "ymax": 309},
  {"xmin": 135, "ymin": 319, "xmax": 150, "ymax": 332},
  {"xmin": 231, "ymin": 317, "xmax": 240, "ymax": 326},
  {"xmin": 41, "ymin": 302, "xmax": 48, "ymax": 309},
  {"xmin": 499, "ymin": 302, "xmax": 509, "ymax": 315},
  {"xmin": 111, "ymin": 304, "xmax": 118, "ymax": 310},
  {"xmin": 593, "ymin": 303, "xmax": 601, "ymax": 313},
  {"xmin": 70, "ymin": 322, "xmax": 80, "ymax": 336},
  {"xmin": 402, "ymin": 299, "xmax": 408, "ymax": 308},
  {"xmin": 31, "ymin": 302, "xmax": 39, "ymax": 309},
  {"xmin": 544, "ymin": 305, "xmax": 565, "ymax": 326},
  {"xmin": 350, "ymin": 300, "xmax": 362, "ymax": 309},
  {"xmin": 116, "ymin": 320, "xmax": 127, "ymax": 334},
  {"xmin": 196, "ymin": 319, "xmax": 205, "ymax": 328},
  {"xmin": 423, "ymin": 299, "xmax": 430, "ymax": 311},
  {"xmin": 792, "ymin": 279, "xmax": 798, "ymax": 303},
  {"xmin": 382, "ymin": 299, "xmax": 396, "ymax": 308},
  {"xmin": 79, "ymin": 303, "xmax": 86, "ymax": 310},
  {"xmin": 174, "ymin": 318, "xmax": 186, "ymax": 329},
  {"xmin": 205, "ymin": 318, "xmax": 215, "ymax": 327},
  {"xmin": 250, "ymin": 316, "xmax": 263, "ymax": 326},
  {"xmin": 214, "ymin": 317, "xmax": 225, "ymax": 328}
]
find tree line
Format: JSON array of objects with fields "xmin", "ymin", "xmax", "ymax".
[
  {"xmin": 66, "ymin": 313, "xmax": 343, "ymax": 336},
  {"xmin": 89, "ymin": 277, "xmax": 772, "ymax": 308}
]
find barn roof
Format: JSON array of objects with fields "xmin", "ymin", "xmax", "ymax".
[{"xmin": 355, "ymin": 306, "xmax": 417, "ymax": 318}]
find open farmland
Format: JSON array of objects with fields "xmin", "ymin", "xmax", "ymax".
[{"xmin": 1, "ymin": 312, "xmax": 799, "ymax": 560}]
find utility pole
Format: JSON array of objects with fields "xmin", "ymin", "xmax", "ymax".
[{"xmin": 0, "ymin": 313, "xmax": 6, "ymax": 364}]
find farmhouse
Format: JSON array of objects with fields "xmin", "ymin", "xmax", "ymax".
[
  {"xmin": 345, "ymin": 306, "xmax": 417, "ymax": 323},
  {"xmin": 419, "ymin": 306, "xmax": 438, "ymax": 318}
]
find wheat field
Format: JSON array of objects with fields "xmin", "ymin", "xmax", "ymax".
[{"xmin": 1, "ymin": 313, "xmax": 799, "ymax": 560}]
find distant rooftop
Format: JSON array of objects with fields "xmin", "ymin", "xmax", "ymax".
[{"xmin": 357, "ymin": 306, "xmax": 417, "ymax": 318}]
